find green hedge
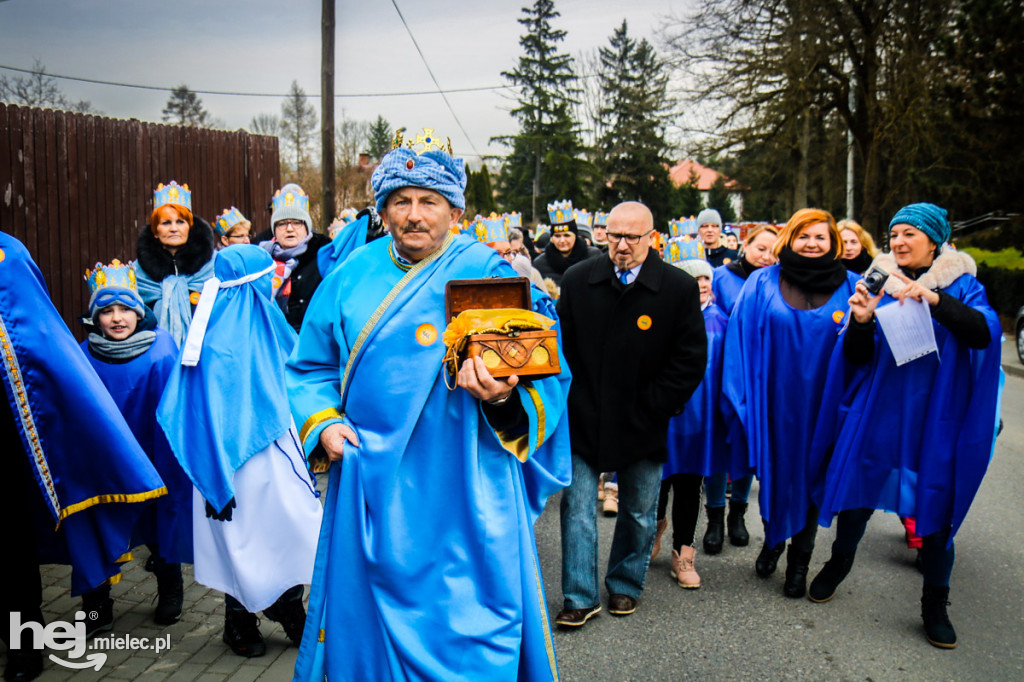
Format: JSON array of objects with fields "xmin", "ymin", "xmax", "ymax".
[{"xmin": 976, "ymin": 264, "xmax": 1024, "ymax": 318}]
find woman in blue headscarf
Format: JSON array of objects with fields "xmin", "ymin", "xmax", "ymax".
[
  {"xmin": 157, "ymin": 245, "xmax": 323, "ymax": 659},
  {"xmin": 807, "ymin": 203, "xmax": 1001, "ymax": 650},
  {"xmin": 135, "ymin": 181, "xmax": 216, "ymax": 347}
]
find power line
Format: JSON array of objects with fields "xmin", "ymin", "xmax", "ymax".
[
  {"xmin": 387, "ymin": 0, "xmax": 484, "ymax": 160},
  {"xmin": 0, "ymin": 63, "xmax": 510, "ymax": 99}
]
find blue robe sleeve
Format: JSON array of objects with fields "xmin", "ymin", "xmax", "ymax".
[{"xmin": 286, "ymin": 267, "xmax": 350, "ymax": 460}]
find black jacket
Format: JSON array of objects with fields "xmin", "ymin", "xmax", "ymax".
[
  {"xmin": 556, "ymin": 252, "xmax": 708, "ymax": 470},
  {"xmin": 137, "ymin": 216, "xmax": 215, "ymax": 280},
  {"xmin": 705, "ymin": 245, "xmax": 738, "ymax": 268},
  {"xmin": 277, "ymin": 232, "xmax": 331, "ymax": 332},
  {"xmin": 533, "ymin": 239, "xmax": 602, "ymax": 286}
]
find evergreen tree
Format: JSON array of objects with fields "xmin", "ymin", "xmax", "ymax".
[
  {"xmin": 670, "ymin": 170, "xmax": 704, "ymax": 219},
  {"xmin": 465, "ymin": 164, "xmax": 497, "ymax": 217},
  {"xmin": 705, "ymin": 176, "xmax": 737, "ymax": 223},
  {"xmin": 162, "ymin": 84, "xmax": 210, "ymax": 127},
  {"xmin": 280, "ymin": 80, "xmax": 318, "ymax": 172},
  {"xmin": 366, "ymin": 115, "xmax": 393, "ymax": 162},
  {"xmin": 596, "ymin": 20, "xmax": 675, "ymax": 227},
  {"xmin": 493, "ymin": 0, "xmax": 588, "ymax": 221}
]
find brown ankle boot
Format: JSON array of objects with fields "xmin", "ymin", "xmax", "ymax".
[{"xmin": 671, "ymin": 545, "xmax": 701, "ymax": 589}]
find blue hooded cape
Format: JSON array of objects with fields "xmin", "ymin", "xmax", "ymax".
[
  {"xmin": 811, "ymin": 256, "xmax": 1001, "ymax": 543},
  {"xmin": 82, "ymin": 329, "xmax": 193, "ymax": 564},
  {"xmin": 157, "ymin": 245, "xmax": 298, "ymax": 512},
  {"xmin": 721, "ymin": 264, "xmax": 859, "ymax": 547},
  {"xmin": 317, "ymin": 213, "xmax": 369, "ymax": 278},
  {"xmin": 665, "ymin": 303, "xmax": 739, "ymax": 478},
  {"xmin": 286, "ymin": 233, "xmax": 571, "ymax": 682},
  {"xmin": 0, "ymin": 232, "xmax": 166, "ymax": 595},
  {"xmin": 711, "ymin": 263, "xmax": 747, "ymax": 315}
]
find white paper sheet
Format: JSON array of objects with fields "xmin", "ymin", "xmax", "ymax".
[{"xmin": 875, "ymin": 297, "xmax": 939, "ymax": 366}]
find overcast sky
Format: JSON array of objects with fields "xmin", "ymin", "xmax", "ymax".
[{"xmin": 0, "ymin": 0, "xmax": 696, "ymax": 161}]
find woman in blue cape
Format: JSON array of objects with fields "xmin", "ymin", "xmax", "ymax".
[
  {"xmin": 135, "ymin": 181, "xmax": 215, "ymax": 347},
  {"xmin": 79, "ymin": 259, "xmax": 193, "ymax": 635},
  {"xmin": 721, "ymin": 208, "xmax": 859, "ymax": 599},
  {"xmin": 807, "ymin": 203, "xmax": 1001, "ymax": 650},
  {"xmin": 1, "ymin": 232, "xmax": 166, "ymax": 682},
  {"xmin": 654, "ymin": 256, "xmax": 731, "ymax": 589},
  {"xmin": 157, "ymin": 245, "xmax": 323, "ymax": 658}
]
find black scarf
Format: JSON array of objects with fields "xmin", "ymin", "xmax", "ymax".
[
  {"xmin": 778, "ymin": 246, "xmax": 849, "ymax": 294},
  {"xmin": 842, "ymin": 250, "xmax": 873, "ymax": 274},
  {"xmin": 726, "ymin": 256, "xmax": 759, "ymax": 280},
  {"xmin": 542, "ymin": 238, "xmax": 591, "ymax": 275}
]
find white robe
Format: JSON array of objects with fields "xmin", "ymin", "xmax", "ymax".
[{"xmin": 192, "ymin": 426, "xmax": 323, "ymax": 612}]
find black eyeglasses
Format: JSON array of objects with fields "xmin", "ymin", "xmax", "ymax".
[{"xmin": 606, "ymin": 229, "xmax": 653, "ymax": 245}]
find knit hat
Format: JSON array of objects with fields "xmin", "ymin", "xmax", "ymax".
[
  {"xmin": 270, "ymin": 185, "xmax": 313, "ymax": 233},
  {"xmin": 889, "ymin": 202, "xmax": 950, "ymax": 246},
  {"xmin": 696, "ymin": 208, "xmax": 722, "ymax": 228},
  {"xmin": 372, "ymin": 128, "xmax": 467, "ymax": 212},
  {"xmin": 674, "ymin": 257, "xmax": 713, "ymax": 282}
]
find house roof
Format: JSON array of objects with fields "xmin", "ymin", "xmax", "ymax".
[{"xmin": 668, "ymin": 159, "xmax": 746, "ymax": 191}]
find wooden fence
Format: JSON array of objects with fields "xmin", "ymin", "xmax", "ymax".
[{"xmin": 0, "ymin": 103, "xmax": 280, "ymax": 331}]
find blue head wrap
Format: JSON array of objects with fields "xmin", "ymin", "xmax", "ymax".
[
  {"xmin": 371, "ymin": 147, "xmax": 467, "ymax": 212},
  {"xmin": 889, "ymin": 202, "xmax": 950, "ymax": 246}
]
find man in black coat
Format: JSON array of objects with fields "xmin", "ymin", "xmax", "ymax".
[{"xmin": 554, "ymin": 201, "xmax": 707, "ymax": 627}]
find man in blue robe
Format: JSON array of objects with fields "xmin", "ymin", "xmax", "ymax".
[
  {"xmin": 1, "ymin": 232, "xmax": 167, "ymax": 681},
  {"xmin": 285, "ymin": 129, "xmax": 572, "ymax": 681}
]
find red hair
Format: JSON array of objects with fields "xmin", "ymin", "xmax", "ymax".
[
  {"xmin": 150, "ymin": 204, "xmax": 193, "ymax": 234},
  {"xmin": 772, "ymin": 208, "xmax": 843, "ymax": 259}
]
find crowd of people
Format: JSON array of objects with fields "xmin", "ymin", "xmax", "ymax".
[{"xmin": 1, "ymin": 127, "xmax": 1004, "ymax": 681}]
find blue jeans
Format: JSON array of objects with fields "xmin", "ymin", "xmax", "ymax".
[
  {"xmin": 560, "ymin": 453, "xmax": 664, "ymax": 608},
  {"xmin": 704, "ymin": 473, "xmax": 753, "ymax": 507}
]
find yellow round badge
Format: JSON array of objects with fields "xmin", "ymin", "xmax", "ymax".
[
  {"xmin": 272, "ymin": 276, "xmax": 282, "ymax": 289},
  {"xmin": 416, "ymin": 323, "xmax": 437, "ymax": 346},
  {"xmin": 832, "ymin": 310, "xmax": 845, "ymax": 324},
  {"xmin": 637, "ymin": 315, "xmax": 652, "ymax": 331},
  {"xmin": 189, "ymin": 291, "xmax": 201, "ymax": 305},
  {"xmin": 0, "ymin": 249, "xmax": 5, "ymax": 263}
]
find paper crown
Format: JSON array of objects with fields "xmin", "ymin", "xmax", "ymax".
[
  {"xmin": 471, "ymin": 213, "xmax": 509, "ymax": 244},
  {"xmin": 547, "ymin": 199, "xmax": 574, "ymax": 226},
  {"xmin": 214, "ymin": 207, "xmax": 249, "ymax": 237},
  {"xmin": 85, "ymin": 259, "xmax": 137, "ymax": 296},
  {"xmin": 663, "ymin": 238, "xmax": 706, "ymax": 264},
  {"xmin": 154, "ymin": 181, "xmax": 191, "ymax": 212},
  {"xmin": 594, "ymin": 211, "xmax": 609, "ymax": 227},
  {"xmin": 573, "ymin": 209, "xmax": 593, "ymax": 229},
  {"xmin": 506, "ymin": 212, "xmax": 522, "ymax": 230},
  {"xmin": 534, "ymin": 224, "xmax": 551, "ymax": 238},
  {"xmin": 328, "ymin": 207, "xmax": 359, "ymax": 237},
  {"xmin": 669, "ymin": 217, "xmax": 699, "ymax": 238},
  {"xmin": 391, "ymin": 126, "xmax": 454, "ymax": 156},
  {"xmin": 271, "ymin": 186, "xmax": 310, "ymax": 215}
]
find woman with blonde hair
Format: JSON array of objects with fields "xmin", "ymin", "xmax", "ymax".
[
  {"xmin": 721, "ymin": 208, "xmax": 859, "ymax": 598},
  {"xmin": 837, "ymin": 219, "xmax": 877, "ymax": 274}
]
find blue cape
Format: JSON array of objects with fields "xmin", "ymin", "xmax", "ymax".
[
  {"xmin": 721, "ymin": 265, "xmax": 859, "ymax": 547},
  {"xmin": 665, "ymin": 304, "xmax": 738, "ymax": 478},
  {"xmin": 711, "ymin": 263, "xmax": 747, "ymax": 315},
  {"xmin": 286, "ymin": 234, "xmax": 571, "ymax": 681},
  {"xmin": 0, "ymin": 232, "xmax": 166, "ymax": 594},
  {"xmin": 157, "ymin": 245, "xmax": 298, "ymax": 512},
  {"xmin": 136, "ymin": 256, "xmax": 215, "ymax": 347},
  {"xmin": 811, "ymin": 273, "xmax": 1001, "ymax": 542},
  {"xmin": 317, "ymin": 213, "xmax": 369, "ymax": 278},
  {"xmin": 82, "ymin": 330, "xmax": 193, "ymax": 564}
]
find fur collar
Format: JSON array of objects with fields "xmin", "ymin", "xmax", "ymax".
[
  {"xmin": 137, "ymin": 216, "xmax": 215, "ymax": 280},
  {"xmin": 871, "ymin": 249, "xmax": 977, "ymax": 296}
]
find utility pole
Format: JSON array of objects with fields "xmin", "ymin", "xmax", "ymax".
[{"xmin": 321, "ymin": 0, "xmax": 336, "ymax": 231}]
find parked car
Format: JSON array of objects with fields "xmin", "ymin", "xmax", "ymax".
[{"xmin": 1017, "ymin": 305, "xmax": 1024, "ymax": 364}]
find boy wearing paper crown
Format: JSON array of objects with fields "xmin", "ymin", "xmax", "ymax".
[
  {"xmin": 80, "ymin": 260, "xmax": 193, "ymax": 634},
  {"xmin": 533, "ymin": 199, "xmax": 602, "ymax": 287}
]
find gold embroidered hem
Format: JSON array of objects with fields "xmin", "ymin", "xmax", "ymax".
[
  {"xmin": 524, "ymin": 386, "xmax": 546, "ymax": 449},
  {"xmin": 299, "ymin": 406, "xmax": 344, "ymax": 446},
  {"xmin": 56, "ymin": 486, "xmax": 168, "ymax": 527}
]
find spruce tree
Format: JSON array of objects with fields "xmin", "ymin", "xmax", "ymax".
[
  {"xmin": 596, "ymin": 20, "xmax": 675, "ymax": 227},
  {"xmin": 706, "ymin": 176, "xmax": 737, "ymax": 223},
  {"xmin": 162, "ymin": 85, "xmax": 211, "ymax": 127},
  {"xmin": 366, "ymin": 115, "xmax": 393, "ymax": 162},
  {"xmin": 493, "ymin": 0, "xmax": 588, "ymax": 222}
]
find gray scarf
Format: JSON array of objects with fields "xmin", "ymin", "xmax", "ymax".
[{"xmin": 87, "ymin": 331, "xmax": 157, "ymax": 361}]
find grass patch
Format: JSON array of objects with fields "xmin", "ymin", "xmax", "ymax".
[{"xmin": 961, "ymin": 247, "xmax": 1024, "ymax": 270}]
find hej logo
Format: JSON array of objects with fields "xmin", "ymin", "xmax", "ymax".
[{"xmin": 9, "ymin": 611, "xmax": 106, "ymax": 670}]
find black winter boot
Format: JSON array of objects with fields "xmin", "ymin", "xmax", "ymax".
[
  {"xmin": 783, "ymin": 546, "xmax": 813, "ymax": 598},
  {"xmin": 3, "ymin": 649, "xmax": 43, "ymax": 682},
  {"xmin": 702, "ymin": 505, "xmax": 725, "ymax": 555},
  {"xmin": 921, "ymin": 585, "xmax": 957, "ymax": 649},
  {"xmin": 727, "ymin": 501, "xmax": 750, "ymax": 546},
  {"xmin": 808, "ymin": 550, "xmax": 856, "ymax": 603},
  {"xmin": 82, "ymin": 586, "xmax": 114, "ymax": 638},
  {"xmin": 223, "ymin": 604, "xmax": 267, "ymax": 657},
  {"xmin": 755, "ymin": 542, "xmax": 785, "ymax": 577},
  {"xmin": 263, "ymin": 586, "xmax": 307, "ymax": 646},
  {"xmin": 153, "ymin": 560, "xmax": 183, "ymax": 625}
]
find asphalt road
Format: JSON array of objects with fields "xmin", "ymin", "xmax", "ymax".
[{"xmin": 535, "ymin": 371, "xmax": 1024, "ymax": 681}]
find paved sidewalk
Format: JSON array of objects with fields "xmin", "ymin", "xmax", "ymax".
[{"xmin": 1002, "ymin": 331, "xmax": 1023, "ymax": 378}]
